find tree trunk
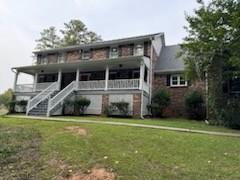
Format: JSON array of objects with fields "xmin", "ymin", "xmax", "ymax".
[{"xmin": 207, "ymin": 57, "xmax": 224, "ymax": 123}]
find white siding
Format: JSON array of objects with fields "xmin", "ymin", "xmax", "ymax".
[
  {"xmin": 81, "ymin": 95, "xmax": 102, "ymax": 114},
  {"xmin": 142, "ymin": 94, "xmax": 149, "ymax": 116},
  {"xmin": 109, "ymin": 94, "xmax": 133, "ymax": 115}
]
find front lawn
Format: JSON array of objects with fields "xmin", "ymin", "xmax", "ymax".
[{"xmin": 1, "ymin": 116, "xmax": 240, "ymax": 179}]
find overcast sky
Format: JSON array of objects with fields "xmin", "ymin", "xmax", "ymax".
[{"xmin": 0, "ymin": 0, "xmax": 201, "ymax": 93}]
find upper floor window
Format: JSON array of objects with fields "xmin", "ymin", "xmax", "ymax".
[
  {"xmin": 58, "ymin": 54, "xmax": 65, "ymax": 63},
  {"xmin": 134, "ymin": 44, "xmax": 144, "ymax": 56},
  {"xmin": 170, "ymin": 74, "xmax": 188, "ymax": 87},
  {"xmin": 110, "ymin": 47, "xmax": 119, "ymax": 58},
  {"xmin": 82, "ymin": 50, "xmax": 91, "ymax": 60}
]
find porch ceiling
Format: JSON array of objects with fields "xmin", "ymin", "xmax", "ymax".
[{"xmin": 13, "ymin": 56, "xmax": 145, "ymax": 75}]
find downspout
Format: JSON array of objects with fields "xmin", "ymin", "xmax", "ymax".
[
  {"xmin": 149, "ymin": 37, "xmax": 154, "ymax": 107},
  {"xmin": 140, "ymin": 87, "xmax": 144, "ymax": 119}
]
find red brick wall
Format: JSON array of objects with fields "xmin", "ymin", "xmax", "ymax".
[
  {"xmin": 47, "ymin": 54, "xmax": 58, "ymax": 64},
  {"xmin": 101, "ymin": 94, "xmax": 109, "ymax": 114},
  {"xmin": 132, "ymin": 93, "xmax": 142, "ymax": 118},
  {"xmin": 119, "ymin": 45, "xmax": 134, "ymax": 57},
  {"xmin": 153, "ymin": 74, "xmax": 205, "ymax": 117},
  {"xmin": 92, "ymin": 48, "xmax": 109, "ymax": 60},
  {"xmin": 66, "ymin": 51, "xmax": 81, "ymax": 62}
]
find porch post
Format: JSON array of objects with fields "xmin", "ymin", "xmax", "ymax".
[
  {"xmin": 58, "ymin": 69, "xmax": 62, "ymax": 90},
  {"xmin": 76, "ymin": 68, "xmax": 80, "ymax": 89},
  {"xmin": 13, "ymin": 71, "xmax": 19, "ymax": 92},
  {"xmin": 105, "ymin": 65, "xmax": 109, "ymax": 91},
  {"xmin": 33, "ymin": 73, "xmax": 38, "ymax": 92},
  {"xmin": 139, "ymin": 62, "xmax": 145, "ymax": 90}
]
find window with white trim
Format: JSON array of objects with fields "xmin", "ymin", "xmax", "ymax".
[
  {"xmin": 134, "ymin": 44, "xmax": 144, "ymax": 56},
  {"xmin": 170, "ymin": 74, "xmax": 188, "ymax": 87},
  {"xmin": 82, "ymin": 50, "xmax": 91, "ymax": 60},
  {"xmin": 110, "ymin": 47, "xmax": 118, "ymax": 58}
]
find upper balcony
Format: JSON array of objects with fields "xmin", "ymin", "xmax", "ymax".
[{"xmin": 33, "ymin": 42, "xmax": 151, "ymax": 65}]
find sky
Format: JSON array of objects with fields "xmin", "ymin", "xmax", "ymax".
[{"xmin": 0, "ymin": 0, "xmax": 201, "ymax": 93}]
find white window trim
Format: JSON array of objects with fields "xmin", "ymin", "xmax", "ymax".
[
  {"xmin": 82, "ymin": 50, "xmax": 91, "ymax": 60},
  {"xmin": 110, "ymin": 47, "xmax": 119, "ymax": 59},
  {"xmin": 134, "ymin": 43, "xmax": 144, "ymax": 56},
  {"xmin": 170, "ymin": 74, "xmax": 188, "ymax": 87}
]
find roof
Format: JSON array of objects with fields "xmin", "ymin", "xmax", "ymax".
[
  {"xmin": 154, "ymin": 45, "xmax": 185, "ymax": 73},
  {"xmin": 34, "ymin": 32, "xmax": 164, "ymax": 54}
]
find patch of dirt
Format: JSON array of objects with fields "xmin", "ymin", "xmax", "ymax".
[
  {"xmin": 69, "ymin": 168, "xmax": 115, "ymax": 180},
  {"xmin": 64, "ymin": 126, "xmax": 88, "ymax": 136},
  {"xmin": 48, "ymin": 158, "xmax": 115, "ymax": 180}
]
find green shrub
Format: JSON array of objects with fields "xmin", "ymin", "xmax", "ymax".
[
  {"xmin": 15, "ymin": 100, "xmax": 28, "ymax": 106},
  {"xmin": 106, "ymin": 101, "xmax": 130, "ymax": 117},
  {"xmin": 148, "ymin": 89, "xmax": 170, "ymax": 117},
  {"xmin": 218, "ymin": 98, "xmax": 240, "ymax": 129},
  {"xmin": 185, "ymin": 91, "xmax": 206, "ymax": 120},
  {"xmin": 74, "ymin": 97, "xmax": 91, "ymax": 115}
]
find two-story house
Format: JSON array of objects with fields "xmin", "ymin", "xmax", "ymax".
[{"xmin": 12, "ymin": 33, "xmax": 204, "ymax": 118}]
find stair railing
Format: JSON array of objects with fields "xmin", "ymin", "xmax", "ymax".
[
  {"xmin": 47, "ymin": 81, "xmax": 77, "ymax": 116},
  {"xmin": 26, "ymin": 82, "xmax": 58, "ymax": 115}
]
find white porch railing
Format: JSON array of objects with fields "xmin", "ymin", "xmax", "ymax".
[
  {"xmin": 15, "ymin": 84, "xmax": 33, "ymax": 92},
  {"xmin": 47, "ymin": 81, "xmax": 77, "ymax": 116},
  {"xmin": 108, "ymin": 79, "xmax": 139, "ymax": 89},
  {"xmin": 36, "ymin": 82, "xmax": 55, "ymax": 91},
  {"xmin": 26, "ymin": 82, "xmax": 58, "ymax": 115},
  {"xmin": 78, "ymin": 80, "xmax": 105, "ymax": 90}
]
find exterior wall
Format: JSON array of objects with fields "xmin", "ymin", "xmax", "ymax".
[
  {"xmin": 142, "ymin": 93, "xmax": 149, "ymax": 116},
  {"xmin": 119, "ymin": 45, "xmax": 134, "ymax": 57},
  {"xmin": 153, "ymin": 73, "xmax": 205, "ymax": 117},
  {"xmin": 80, "ymin": 94, "xmax": 102, "ymax": 114},
  {"xmin": 92, "ymin": 48, "xmax": 109, "ymax": 60},
  {"xmin": 48, "ymin": 54, "xmax": 58, "ymax": 64},
  {"xmin": 109, "ymin": 94, "xmax": 133, "ymax": 115},
  {"xmin": 102, "ymin": 94, "xmax": 109, "ymax": 114},
  {"xmin": 66, "ymin": 50, "xmax": 81, "ymax": 62},
  {"xmin": 132, "ymin": 93, "xmax": 142, "ymax": 118}
]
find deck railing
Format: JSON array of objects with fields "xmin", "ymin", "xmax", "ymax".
[
  {"xmin": 78, "ymin": 80, "xmax": 105, "ymax": 90},
  {"xmin": 108, "ymin": 79, "xmax": 139, "ymax": 89},
  {"xmin": 15, "ymin": 84, "xmax": 33, "ymax": 92}
]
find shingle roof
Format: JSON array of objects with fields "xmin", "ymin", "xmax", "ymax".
[
  {"xmin": 154, "ymin": 45, "xmax": 185, "ymax": 73},
  {"xmin": 34, "ymin": 33, "xmax": 163, "ymax": 54}
]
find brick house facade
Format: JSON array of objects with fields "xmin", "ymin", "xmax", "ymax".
[{"xmin": 12, "ymin": 33, "xmax": 205, "ymax": 118}]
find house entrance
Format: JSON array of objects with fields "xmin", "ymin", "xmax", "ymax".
[{"xmin": 61, "ymin": 72, "xmax": 76, "ymax": 89}]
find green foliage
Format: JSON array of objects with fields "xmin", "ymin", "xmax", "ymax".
[
  {"xmin": 217, "ymin": 98, "xmax": 240, "ymax": 129},
  {"xmin": 74, "ymin": 97, "xmax": 91, "ymax": 115},
  {"xmin": 0, "ymin": 89, "xmax": 14, "ymax": 108},
  {"xmin": 181, "ymin": 0, "xmax": 240, "ymax": 123},
  {"xmin": 60, "ymin": 19, "xmax": 102, "ymax": 46},
  {"xmin": 148, "ymin": 89, "xmax": 170, "ymax": 117},
  {"xmin": 107, "ymin": 101, "xmax": 130, "ymax": 117},
  {"xmin": 185, "ymin": 91, "xmax": 206, "ymax": 120},
  {"xmin": 35, "ymin": 19, "xmax": 102, "ymax": 49},
  {"xmin": 35, "ymin": 26, "xmax": 61, "ymax": 50}
]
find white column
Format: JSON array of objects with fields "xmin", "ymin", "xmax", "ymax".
[
  {"xmin": 139, "ymin": 62, "xmax": 145, "ymax": 90},
  {"xmin": 33, "ymin": 73, "xmax": 38, "ymax": 92},
  {"xmin": 105, "ymin": 65, "xmax": 109, "ymax": 91},
  {"xmin": 76, "ymin": 68, "xmax": 80, "ymax": 89},
  {"xmin": 13, "ymin": 71, "xmax": 19, "ymax": 92},
  {"xmin": 57, "ymin": 69, "xmax": 62, "ymax": 90}
]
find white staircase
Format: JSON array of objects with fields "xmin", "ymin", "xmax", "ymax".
[
  {"xmin": 26, "ymin": 82, "xmax": 58, "ymax": 115},
  {"xmin": 47, "ymin": 81, "xmax": 77, "ymax": 116}
]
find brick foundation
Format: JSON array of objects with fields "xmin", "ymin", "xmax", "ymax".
[
  {"xmin": 101, "ymin": 94, "xmax": 109, "ymax": 115},
  {"xmin": 132, "ymin": 93, "xmax": 142, "ymax": 118}
]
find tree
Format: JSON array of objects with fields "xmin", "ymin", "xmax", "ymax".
[
  {"xmin": 181, "ymin": 0, "xmax": 240, "ymax": 124},
  {"xmin": 35, "ymin": 26, "xmax": 61, "ymax": 50},
  {"xmin": 0, "ymin": 89, "xmax": 14, "ymax": 107},
  {"xmin": 60, "ymin": 19, "xmax": 102, "ymax": 46}
]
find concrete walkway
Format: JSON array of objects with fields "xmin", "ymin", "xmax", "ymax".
[{"xmin": 7, "ymin": 115, "xmax": 240, "ymax": 138}]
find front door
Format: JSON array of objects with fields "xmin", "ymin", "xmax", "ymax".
[{"xmin": 61, "ymin": 72, "xmax": 76, "ymax": 89}]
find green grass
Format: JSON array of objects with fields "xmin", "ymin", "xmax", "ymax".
[
  {"xmin": 56, "ymin": 115, "xmax": 240, "ymax": 134},
  {"xmin": 1, "ymin": 116, "xmax": 240, "ymax": 179}
]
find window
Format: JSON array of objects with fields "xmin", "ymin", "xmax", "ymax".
[
  {"xmin": 110, "ymin": 47, "xmax": 119, "ymax": 58},
  {"xmin": 230, "ymin": 77, "xmax": 240, "ymax": 93},
  {"xmin": 82, "ymin": 50, "xmax": 91, "ymax": 60},
  {"xmin": 134, "ymin": 44, "xmax": 144, "ymax": 56},
  {"xmin": 170, "ymin": 74, "xmax": 187, "ymax": 87},
  {"xmin": 144, "ymin": 67, "xmax": 148, "ymax": 82}
]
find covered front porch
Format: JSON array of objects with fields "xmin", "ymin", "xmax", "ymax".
[{"xmin": 13, "ymin": 56, "xmax": 150, "ymax": 94}]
